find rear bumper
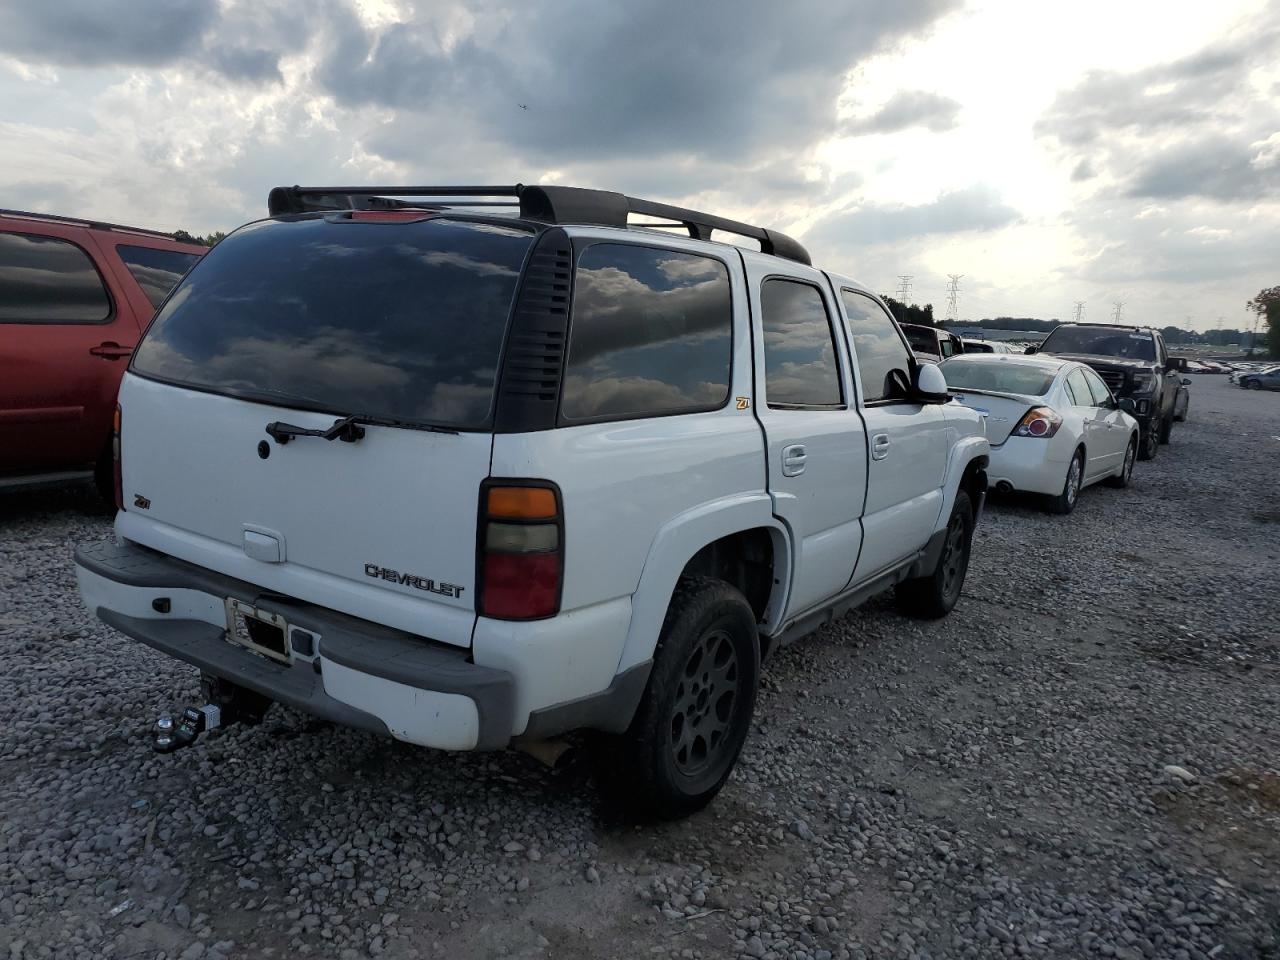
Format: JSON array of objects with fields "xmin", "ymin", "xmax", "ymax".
[
  {"xmin": 74, "ymin": 540, "xmax": 515, "ymax": 750},
  {"xmin": 987, "ymin": 436, "xmax": 1072, "ymax": 496}
]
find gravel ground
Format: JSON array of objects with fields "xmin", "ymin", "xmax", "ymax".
[{"xmin": 1, "ymin": 375, "xmax": 1277, "ymax": 960}]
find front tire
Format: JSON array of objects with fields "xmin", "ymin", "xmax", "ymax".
[
  {"xmin": 896, "ymin": 490, "xmax": 974, "ymax": 619},
  {"xmin": 1138, "ymin": 419, "xmax": 1160, "ymax": 460},
  {"xmin": 1159, "ymin": 412, "xmax": 1173, "ymax": 444},
  {"xmin": 1106, "ymin": 437, "xmax": 1137, "ymax": 488},
  {"xmin": 607, "ymin": 577, "xmax": 759, "ymax": 819},
  {"xmin": 1244, "ymin": 379, "xmax": 1260, "ymax": 390}
]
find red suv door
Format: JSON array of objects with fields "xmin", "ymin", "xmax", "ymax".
[{"xmin": 0, "ymin": 221, "xmax": 143, "ymax": 480}]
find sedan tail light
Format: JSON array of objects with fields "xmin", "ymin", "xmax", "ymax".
[
  {"xmin": 1013, "ymin": 406, "xmax": 1063, "ymax": 438},
  {"xmin": 477, "ymin": 482, "xmax": 562, "ymax": 620}
]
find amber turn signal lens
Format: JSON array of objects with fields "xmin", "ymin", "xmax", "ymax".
[{"xmin": 487, "ymin": 486, "xmax": 557, "ymax": 519}]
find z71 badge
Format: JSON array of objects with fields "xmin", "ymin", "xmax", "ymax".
[{"xmin": 364, "ymin": 564, "xmax": 465, "ymax": 598}]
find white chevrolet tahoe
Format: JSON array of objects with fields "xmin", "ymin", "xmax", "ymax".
[{"xmin": 75, "ymin": 185, "xmax": 989, "ymax": 817}]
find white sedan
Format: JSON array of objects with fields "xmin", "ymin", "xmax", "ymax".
[{"xmin": 939, "ymin": 354, "xmax": 1140, "ymax": 514}]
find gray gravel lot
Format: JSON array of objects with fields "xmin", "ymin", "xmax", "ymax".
[{"xmin": 1, "ymin": 375, "xmax": 1277, "ymax": 960}]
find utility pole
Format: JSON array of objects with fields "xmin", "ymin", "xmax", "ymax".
[
  {"xmin": 1073, "ymin": 301, "xmax": 1085, "ymax": 323},
  {"xmin": 896, "ymin": 275, "xmax": 913, "ymax": 304},
  {"xmin": 1111, "ymin": 301, "xmax": 1124, "ymax": 324},
  {"xmin": 945, "ymin": 274, "xmax": 963, "ymax": 322}
]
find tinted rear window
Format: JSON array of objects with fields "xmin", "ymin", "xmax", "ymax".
[
  {"xmin": 0, "ymin": 231, "xmax": 111, "ymax": 324},
  {"xmin": 117, "ymin": 244, "xmax": 202, "ymax": 308},
  {"xmin": 131, "ymin": 217, "xmax": 533, "ymax": 428},
  {"xmin": 903, "ymin": 326, "xmax": 937, "ymax": 354},
  {"xmin": 941, "ymin": 358, "xmax": 1056, "ymax": 396}
]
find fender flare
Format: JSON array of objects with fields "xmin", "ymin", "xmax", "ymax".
[
  {"xmin": 933, "ymin": 436, "xmax": 990, "ymax": 533},
  {"xmin": 615, "ymin": 492, "xmax": 792, "ymax": 673}
]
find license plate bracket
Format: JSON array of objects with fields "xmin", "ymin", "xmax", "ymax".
[{"xmin": 225, "ymin": 598, "xmax": 291, "ymax": 664}]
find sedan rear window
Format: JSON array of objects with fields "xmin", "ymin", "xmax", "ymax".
[
  {"xmin": 131, "ymin": 216, "xmax": 533, "ymax": 429},
  {"xmin": 941, "ymin": 358, "xmax": 1056, "ymax": 396}
]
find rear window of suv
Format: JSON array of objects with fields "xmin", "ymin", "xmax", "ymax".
[
  {"xmin": 117, "ymin": 244, "xmax": 202, "ymax": 308},
  {"xmin": 131, "ymin": 216, "xmax": 534, "ymax": 429}
]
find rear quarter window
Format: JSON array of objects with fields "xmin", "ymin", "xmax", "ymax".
[{"xmin": 559, "ymin": 243, "xmax": 732, "ymax": 422}]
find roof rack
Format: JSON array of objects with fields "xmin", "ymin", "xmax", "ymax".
[
  {"xmin": 266, "ymin": 184, "xmax": 811, "ymax": 265},
  {"xmin": 0, "ymin": 207, "xmax": 178, "ymax": 241}
]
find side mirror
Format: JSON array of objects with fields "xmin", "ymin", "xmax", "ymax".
[
  {"xmin": 1181, "ymin": 377, "xmax": 1192, "ymax": 386},
  {"xmin": 1116, "ymin": 397, "xmax": 1137, "ymax": 415},
  {"xmin": 1024, "ymin": 346, "xmax": 1038, "ymax": 355},
  {"xmin": 914, "ymin": 363, "xmax": 949, "ymax": 402}
]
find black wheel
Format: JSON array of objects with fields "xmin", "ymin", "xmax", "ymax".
[
  {"xmin": 896, "ymin": 490, "xmax": 974, "ymax": 619},
  {"xmin": 1137, "ymin": 420, "xmax": 1160, "ymax": 460},
  {"xmin": 1244, "ymin": 379, "xmax": 1260, "ymax": 390},
  {"xmin": 1174, "ymin": 398, "xmax": 1188, "ymax": 423},
  {"xmin": 1158, "ymin": 412, "xmax": 1173, "ymax": 444},
  {"xmin": 1106, "ymin": 436, "xmax": 1137, "ymax": 488},
  {"xmin": 1045, "ymin": 450, "xmax": 1084, "ymax": 515},
  {"xmin": 607, "ymin": 577, "xmax": 759, "ymax": 819}
]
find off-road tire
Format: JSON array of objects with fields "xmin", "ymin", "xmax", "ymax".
[
  {"xmin": 896, "ymin": 490, "xmax": 974, "ymax": 619},
  {"xmin": 1105, "ymin": 437, "xmax": 1137, "ymax": 488},
  {"xmin": 605, "ymin": 577, "xmax": 759, "ymax": 819}
]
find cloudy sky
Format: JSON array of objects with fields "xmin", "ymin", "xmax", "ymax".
[{"xmin": 2, "ymin": 0, "xmax": 1277, "ymax": 330}]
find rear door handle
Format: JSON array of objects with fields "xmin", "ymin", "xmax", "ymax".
[
  {"xmin": 89, "ymin": 342, "xmax": 132, "ymax": 360},
  {"xmin": 871, "ymin": 434, "xmax": 891, "ymax": 460},
  {"xmin": 781, "ymin": 444, "xmax": 807, "ymax": 477}
]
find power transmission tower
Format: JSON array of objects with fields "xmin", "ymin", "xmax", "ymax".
[
  {"xmin": 1073, "ymin": 301, "xmax": 1085, "ymax": 323},
  {"xmin": 945, "ymin": 274, "xmax": 963, "ymax": 322},
  {"xmin": 1111, "ymin": 301, "xmax": 1124, "ymax": 324},
  {"xmin": 896, "ymin": 275, "xmax": 913, "ymax": 304}
]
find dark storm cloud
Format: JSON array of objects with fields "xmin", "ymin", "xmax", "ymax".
[
  {"xmin": 841, "ymin": 90, "xmax": 961, "ymax": 135},
  {"xmin": 1126, "ymin": 135, "xmax": 1280, "ymax": 202},
  {"xmin": 805, "ymin": 185, "xmax": 1019, "ymax": 248},
  {"xmin": 0, "ymin": 0, "xmax": 308, "ymax": 83},
  {"xmin": 0, "ymin": 0, "xmax": 215, "ymax": 67},
  {"xmin": 318, "ymin": 0, "xmax": 960, "ymax": 163}
]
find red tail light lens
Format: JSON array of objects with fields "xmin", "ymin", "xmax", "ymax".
[
  {"xmin": 112, "ymin": 404, "xmax": 124, "ymax": 511},
  {"xmin": 1013, "ymin": 406, "xmax": 1063, "ymax": 439},
  {"xmin": 478, "ymin": 482, "xmax": 562, "ymax": 620}
]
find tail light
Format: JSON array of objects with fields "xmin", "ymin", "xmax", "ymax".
[
  {"xmin": 1012, "ymin": 406, "xmax": 1063, "ymax": 438},
  {"xmin": 477, "ymin": 482, "xmax": 562, "ymax": 620},
  {"xmin": 112, "ymin": 404, "xmax": 124, "ymax": 511}
]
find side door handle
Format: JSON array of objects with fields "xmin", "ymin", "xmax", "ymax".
[
  {"xmin": 871, "ymin": 433, "xmax": 891, "ymax": 460},
  {"xmin": 781, "ymin": 444, "xmax": 807, "ymax": 477},
  {"xmin": 89, "ymin": 342, "xmax": 133, "ymax": 360}
]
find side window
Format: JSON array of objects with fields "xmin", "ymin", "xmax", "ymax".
[
  {"xmin": 0, "ymin": 231, "xmax": 111, "ymax": 324},
  {"xmin": 760, "ymin": 279, "xmax": 843, "ymax": 408},
  {"xmin": 839, "ymin": 290, "xmax": 912, "ymax": 402},
  {"xmin": 1084, "ymin": 369, "xmax": 1114, "ymax": 407},
  {"xmin": 1154, "ymin": 334, "xmax": 1167, "ymax": 365},
  {"xmin": 1065, "ymin": 369, "xmax": 1094, "ymax": 406},
  {"xmin": 117, "ymin": 244, "xmax": 202, "ymax": 308},
  {"xmin": 561, "ymin": 243, "xmax": 732, "ymax": 422},
  {"xmin": 940, "ymin": 337, "xmax": 956, "ymax": 359}
]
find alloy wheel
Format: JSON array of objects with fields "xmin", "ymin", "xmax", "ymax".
[
  {"xmin": 1066, "ymin": 457, "xmax": 1081, "ymax": 506},
  {"xmin": 940, "ymin": 510, "xmax": 967, "ymax": 600},
  {"xmin": 669, "ymin": 629, "xmax": 740, "ymax": 777}
]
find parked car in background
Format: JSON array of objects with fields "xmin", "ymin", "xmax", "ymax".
[
  {"xmin": 903, "ymin": 323, "xmax": 963, "ymax": 363},
  {"xmin": 73, "ymin": 183, "xmax": 990, "ymax": 818},
  {"xmin": 1239, "ymin": 365, "xmax": 1280, "ymax": 390},
  {"xmin": 961, "ymin": 338, "xmax": 1015, "ymax": 354},
  {"xmin": 1029, "ymin": 322, "xmax": 1185, "ymax": 461},
  {"xmin": 0, "ymin": 209, "xmax": 205, "ymax": 497},
  {"xmin": 941, "ymin": 353, "xmax": 1139, "ymax": 514}
]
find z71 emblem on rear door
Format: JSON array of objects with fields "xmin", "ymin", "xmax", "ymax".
[{"xmin": 364, "ymin": 563, "xmax": 465, "ymax": 598}]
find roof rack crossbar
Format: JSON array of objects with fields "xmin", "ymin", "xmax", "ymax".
[
  {"xmin": 0, "ymin": 208, "xmax": 177, "ymax": 240},
  {"xmin": 267, "ymin": 184, "xmax": 812, "ymax": 265}
]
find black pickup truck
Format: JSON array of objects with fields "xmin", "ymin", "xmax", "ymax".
[{"xmin": 1030, "ymin": 322, "xmax": 1187, "ymax": 460}]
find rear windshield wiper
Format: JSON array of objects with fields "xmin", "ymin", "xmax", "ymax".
[{"xmin": 265, "ymin": 414, "xmax": 458, "ymax": 445}]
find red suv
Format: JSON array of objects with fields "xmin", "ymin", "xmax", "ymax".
[{"xmin": 1, "ymin": 209, "xmax": 206, "ymax": 498}]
